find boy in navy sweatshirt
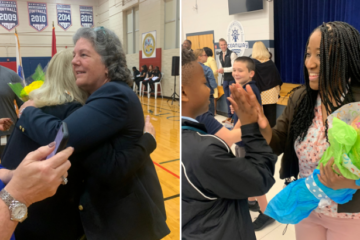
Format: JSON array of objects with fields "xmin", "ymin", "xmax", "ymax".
[{"xmin": 231, "ymin": 57, "xmax": 275, "ymax": 230}]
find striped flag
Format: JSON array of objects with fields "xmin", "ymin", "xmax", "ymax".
[{"xmin": 15, "ymin": 30, "xmax": 25, "ymax": 86}]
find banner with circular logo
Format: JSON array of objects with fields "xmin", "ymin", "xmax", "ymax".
[
  {"xmin": 142, "ymin": 31, "xmax": 156, "ymax": 58},
  {"xmin": 226, "ymin": 20, "xmax": 248, "ymax": 56},
  {"xmin": 56, "ymin": 4, "xmax": 71, "ymax": 30},
  {"xmin": 79, "ymin": 6, "xmax": 93, "ymax": 28},
  {"xmin": 0, "ymin": 0, "xmax": 19, "ymax": 31},
  {"xmin": 27, "ymin": 2, "xmax": 48, "ymax": 32}
]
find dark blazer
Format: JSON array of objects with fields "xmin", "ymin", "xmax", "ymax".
[
  {"xmin": 270, "ymin": 81, "xmax": 360, "ymax": 213},
  {"xmin": 16, "ymin": 81, "xmax": 170, "ymax": 240},
  {"xmin": 1, "ymin": 102, "xmax": 85, "ymax": 240}
]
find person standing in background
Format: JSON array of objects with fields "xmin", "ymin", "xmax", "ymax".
[
  {"xmin": 194, "ymin": 49, "xmax": 217, "ymax": 115},
  {"xmin": 0, "ymin": 66, "xmax": 23, "ymax": 158},
  {"xmin": 217, "ymin": 38, "xmax": 237, "ymax": 122},
  {"xmin": 182, "ymin": 39, "xmax": 192, "ymax": 52},
  {"xmin": 204, "ymin": 47, "xmax": 219, "ymax": 115},
  {"xmin": 251, "ymin": 41, "xmax": 282, "ymax": 127}
]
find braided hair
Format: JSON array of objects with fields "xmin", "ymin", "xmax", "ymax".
[{"xmin": 290, "ymin": 21, "xmax": 360, "ymax": 143}]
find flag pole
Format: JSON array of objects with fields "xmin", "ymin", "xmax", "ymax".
[
  {"xmin": 51, "ymin": 22, "xmax": 57, "ymax": 57},
  {"xmin": 14, "ymin": 28, "xmax": 25, "ymax": 85}
]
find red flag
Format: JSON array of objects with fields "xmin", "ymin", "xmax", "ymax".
[{"xmin": 52, "ymin": 27, "xmax": 57, "ymax": 57}]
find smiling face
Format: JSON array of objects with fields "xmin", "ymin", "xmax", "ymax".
[
  {"xmin": 305, "ymin": 30, "xmax": 321, "ymax": 90},
  {"xmin": 183, "ymin": 40, "xmax": 191, "ymax": 50},
  {"xmin": 219, "ymin": 40, "xmax": 227, "ymax": 52},
  {"xmin": 72, "ymin": 38, "xmax": 109, "ymax": 94},
  {"xmin": 232, "ymin": 61, "xmax": 254, "ymax": 85}
]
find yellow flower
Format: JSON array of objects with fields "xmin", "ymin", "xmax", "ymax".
[{"xmin": 20, "ymin": 80, "xmax": 44, "ymax": 99}]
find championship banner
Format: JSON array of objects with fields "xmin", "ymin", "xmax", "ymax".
[
  {"xmin": 56, "ymin": 4, "xmax": 71, "ymax": 30},
  {"xmin": 27, "ymin": 2, "xmax": 48, "ymax": 32},
  {"xmin": 0, "ymin": 0, "xmax": 19, "ymax": 31},
  {"xmin": 142, "ymin": 31, "xmax": 156, "ymax": 58},
  {"xmin": 79, "ymin": 6, "xmax": 93, "ymax": 27}
]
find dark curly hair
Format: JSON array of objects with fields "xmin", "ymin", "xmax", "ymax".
[
  {"xmin": 203, "ymin": 47, "xmax": 213, "ymax": 57},
  {"xmin": 182, "ymin": 48, "xmax": 196, "ymax": 86},
  {"xmin": 73, "ymin": 27, "xmax": 132, "ymax": 86},
  {"xmin": 290, "ymin": 21, "xmax": 360, "ymax": 143}
]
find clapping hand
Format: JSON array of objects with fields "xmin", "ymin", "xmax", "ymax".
[
  {"xmin": 230, "ymin": 104, "xmax": 235, "ymax": 114},
  {"xmin": 228, "ymin": 84, "xmax": 269, "ymax": 129},
  {"xmin": 227, "ymin": 84, "xmax": 258, "ymax": 126}
]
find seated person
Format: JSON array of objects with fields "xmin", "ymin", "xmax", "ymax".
[
  {"xmin": 149, "ymin": 66, "xmax": 162, "ymax": 93},
  {"xmin": 135, "ymin": 65, "xmax": 147, "ymax": 90},
  {"xmin": 143, "ymin": 64, "xmax": 153, "ymax": 91}
]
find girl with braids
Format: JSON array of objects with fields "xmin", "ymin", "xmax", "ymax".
[{"xmin": 238, "ymin": 21, "xmax": 360, "ymax": 239}]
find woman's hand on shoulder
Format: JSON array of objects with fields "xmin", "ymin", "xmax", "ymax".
[
  {"xmin": 18, "ymin": 100, "xmax": 37, "ymax": 118},
  {"xmin": 144, "ymin": 115, "xmax": 156, "ymax": 139}
]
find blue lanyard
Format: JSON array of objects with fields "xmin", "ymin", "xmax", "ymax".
[{"xmin": 181, "ymin": 126, "xmax": 207, "ymax": 135}]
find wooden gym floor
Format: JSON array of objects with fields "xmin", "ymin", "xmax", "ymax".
[
  {"xmin": 139, "ymin": 95, "xmax": 180, "ymax": 240},
  {"xmin": 277, "ymin": 83, "xmax": 302, "ymax": 106},
  {"xmin": 135, "ymin": 83, "xmax": 300, "ymax": 240}
]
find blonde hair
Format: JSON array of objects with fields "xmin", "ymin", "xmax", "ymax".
[
  {"xmin": 193, "ymin": 49, "xmax": 204, "ymax": 60},
  {"xmin": 30, "ymin": 49, "xmax": 88, "ymax": 108},
  {"xmin": 252, "ymin": 41, "xmax": 270, "ymax": 62}
]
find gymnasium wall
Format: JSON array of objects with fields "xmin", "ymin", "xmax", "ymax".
[
  {"xmin": 0, "ymin": 0, "xmax": 99, "ymax": 77},
  {"xmin": 98, "ymin": 0, "xmax": 180, "ymax": 98},
  {"xmin": 182, "ymin": 0, "xmax": 274, "ymax": 55},
  {"xmin": 182, "ymin": 0, "xmax": 275, "ymax": 115},
  {"xmin": 0, "ymin": 0, "xmax": 179, "ymax": 98}
]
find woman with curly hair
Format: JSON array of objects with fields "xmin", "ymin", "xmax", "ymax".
[
  {"xmin": 242, "ymin": 21, "xmax": 360, "ymax": 239},
  {"xmin": 15, "ymin": 27, "xmax": 169, "ymax": 240}
]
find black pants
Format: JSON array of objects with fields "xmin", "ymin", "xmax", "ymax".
[
  {"xmin": 135, "ymin": 77, "xmax": 144, "ymax": 89},
  {"xmin": 149, "ymin": 79, "xmax": 161, "ymax": 91},
  {"xmin": 263, "ymin": 104, "xmax": 277, "ymax": 128},
  {"xmin": 142, "ymin": 80, "xmax": 151, "ymax": 91}
]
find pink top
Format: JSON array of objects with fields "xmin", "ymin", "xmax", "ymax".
[{"xmin": 295, "ymin": 95, "xmax": 360, "ymax": 219}]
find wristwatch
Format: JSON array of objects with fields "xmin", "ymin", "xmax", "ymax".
[{"xmin": 0, "ymin": 189, "xmax": 27, "ymax": 222}]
